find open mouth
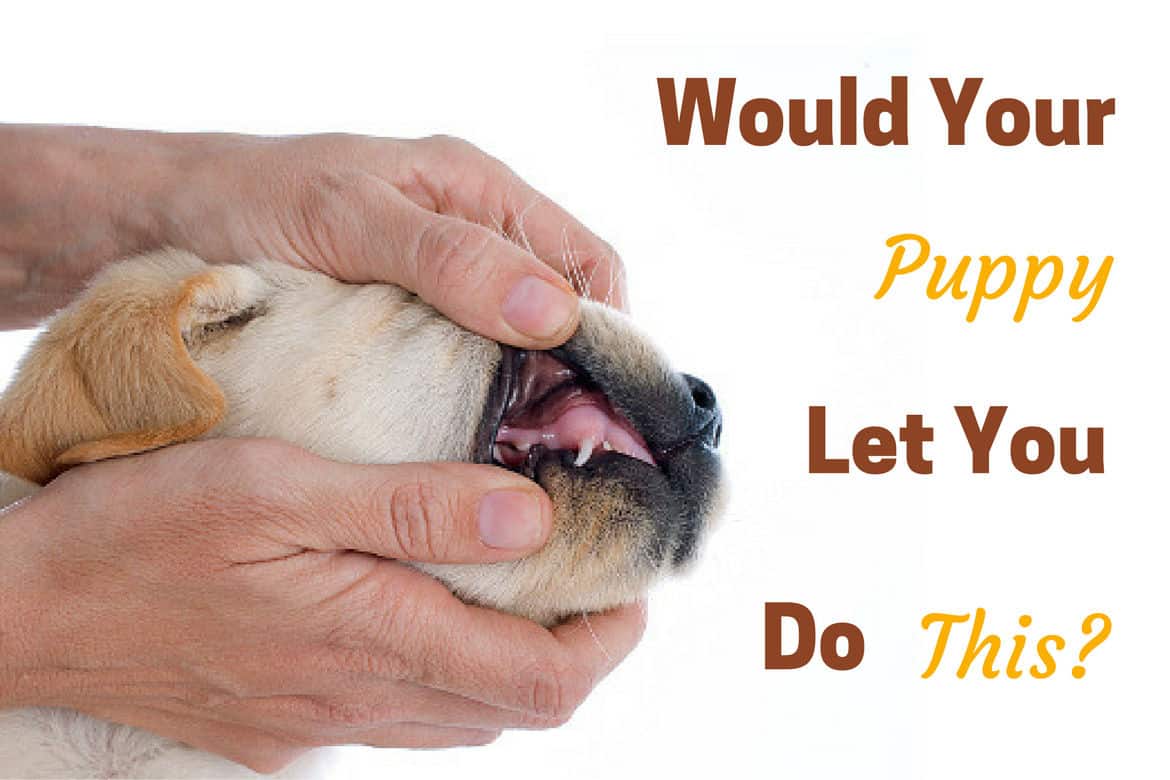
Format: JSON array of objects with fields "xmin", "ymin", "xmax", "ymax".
[{"xmin": 487, "ymin": 350, "xmax": 656, "ymax": 476}]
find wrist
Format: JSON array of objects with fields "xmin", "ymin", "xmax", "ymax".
[
  {"xmin": 0, "ymin": 125, "xmax": 181, "ymax": 326},
  {"xmin": 151, "ymin": 131, "xmax": 271, "ymax": 264}
]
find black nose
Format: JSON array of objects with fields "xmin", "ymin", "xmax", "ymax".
[{"xmin": 683, "ymin": 374, "xmax": 722, "ymax": 448}]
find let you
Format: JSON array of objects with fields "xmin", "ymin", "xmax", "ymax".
[{"xmin": 874, "ymin": 233, "xmax": 1112, "ymax": 322}]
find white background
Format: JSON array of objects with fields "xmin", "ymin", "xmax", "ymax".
[{"xmin": 2, "ymin": 2, "xmax": 1166, "ymax": 778}]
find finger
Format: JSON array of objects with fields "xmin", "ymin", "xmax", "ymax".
[
  {"xmin": 404, "ymin": 136, "xmax": 629, "ymax": 310},
  {"xmin": 242, "ymin": 683, "xmax": 558, "ymax": 733},
  {"xmin": 399, "ymin": 204, "xmax": 582, "ymax": 346},
  {"xmin": 83, "ymin": 701, "xmax": 305, "ymax": 775},
  {"xmin": 357, "ymin": 723, "xmax": 500, "ymax": 749},
  {"xmin": 305, "ymin": 175, "xmax": 582, "ymax": 349},
  {"xmin": 550, "ymin": 600, "xmax": 649, "ymax": 680},
  {"xmin": 369, "ymin": 572, "xmax": 649, "ymax": 720},
  {"xmin": 359, "ymin": 684, "xmax": 559, "ymax": 731},
  {"xmin": 280, "ymin": 455, "xmax": 555, "ymax": 564}
]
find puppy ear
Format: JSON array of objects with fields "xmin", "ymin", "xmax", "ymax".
[{"xmin": 0, "ymin": 251, "xmax": 269, "ymax": 485}]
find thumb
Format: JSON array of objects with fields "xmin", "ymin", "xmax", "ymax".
[{"xmin": 283, "ymin": 456, "xmax": 554, "ymax": 564}]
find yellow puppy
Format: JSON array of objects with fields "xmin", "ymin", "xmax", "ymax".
[{"xmin": 0, "ymin": 249, "xmax": 725, "ymax": 778}]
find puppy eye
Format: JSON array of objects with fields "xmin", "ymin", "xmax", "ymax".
[
  {"xmin": 186, "ymin": 304, "xmax": 266, "ymax": 345},
  {"xmin": 217, "ymin": 306, "xmax": 265, "ymax": 330}
]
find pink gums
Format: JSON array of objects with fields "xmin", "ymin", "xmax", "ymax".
[{"xmin": 495, "ymin": 393, "xmax": 655, "ymax": 467}]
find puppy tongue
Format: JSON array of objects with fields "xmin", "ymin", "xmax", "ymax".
[{"xmin": 497, "ymin": 395, "xmax": 656, "ymax": 466}]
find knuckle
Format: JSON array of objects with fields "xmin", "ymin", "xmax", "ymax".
[
  {"xmin": 519, "ymin": 660, "xmax": 593, "ymax": 724},
  {"xmin": 299, "ymin": 167, "xmax": 374, "ymax": 210},
  {"xmin": 290, "ymin": 167, "xmax": 381, "ymax": 261},
  {"xmin": 294, "ymin": 169, "xmax": 345, "ymax": 226},
  {"xmin": 384, "ymin": 478, "xmax": 455, "ymax": 561},
  {"xmin": 415, "ymin": 221, "xmax": 495, "ymax": 296}
]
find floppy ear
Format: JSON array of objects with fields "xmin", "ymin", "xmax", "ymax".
[{"xmin": 0, "ymin": 250, "xmax": 269, "ymax": 485}]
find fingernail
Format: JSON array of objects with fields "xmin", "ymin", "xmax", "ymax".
[
  {"xmin": 502, "ymin": 276, "xmax": 577, "ymax": 341},
  {"xmin": 478, "ymin": 490, "xmax": 546, "ymax": 549}
]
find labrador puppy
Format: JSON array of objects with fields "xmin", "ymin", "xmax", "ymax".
[{"xmin": 0, "ymin": 249, "xmax": 725, "ymax": 777}]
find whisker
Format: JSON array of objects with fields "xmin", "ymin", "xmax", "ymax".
[
  {"xmin": 488, "ymin": 213, "xmax": 505, "ymax": 238},
  {"xmin": 510, "ymin": 196, "xmax": 542, "ymax": 256},
  {"xmin": 560, "ymin": 228, "xmax": 586, "ymax": 296},
  {"xmin": 583, "ymin": 254, "xmax": 602, "ymax": 302},
  {"xmin": 580, "ymin": 611, "xmax": 614, "ymax": 663},
  {"xmin": 603, "ymin": 259, "xmax": 616, "ymax": 308}
]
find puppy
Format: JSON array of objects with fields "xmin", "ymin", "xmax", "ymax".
[{"xmin": 0, "ymin": 249, "xmax": 725, "ymax": 777}]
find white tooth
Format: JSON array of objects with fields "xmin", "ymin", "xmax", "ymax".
[
  {"xmin": 492, "ymin": 444, "xmax": 504, "ymax": 462},
  {"xmin": 574, "ymin": 438, "xmax": 594, "ymax": 466},
  {"xmin": 603, "ymin": 440, "xmax": 613, "ymax": 451},
  {"xmin": 516, "ymin": 441, "xmax": 531, "ymax": 453}
]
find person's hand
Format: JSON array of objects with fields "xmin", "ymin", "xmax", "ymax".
[
  {"xmin": 165, "ymin": 133, "xmax": 628, "ymax": 344},
  {"xmin": 0, "ymin": 439, "xmax": 647, "ymax": 773},
  {"xmin": 0, "ymin": 127, "xmax": 627, "ymax": 339}
]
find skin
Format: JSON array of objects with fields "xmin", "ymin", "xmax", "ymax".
[{"xmin": 0, "ymin": 126, "xmax": 640, "ymax": 772}]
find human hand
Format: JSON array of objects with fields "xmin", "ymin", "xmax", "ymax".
[
  {"xmin": 0, "ymin": 127, "xmax": 626, "ymax": 341},
  {"xmin": 164, "ymin": 132, "xmax": 628, "ymax": 344},
  {"xmin": 0, "ymin": 439, "xmax": 647, "ymax": 773}
]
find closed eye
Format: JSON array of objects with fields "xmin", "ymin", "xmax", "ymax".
[{"xmin": 185, "ymin": 304, "xmax": 267, "ymax": 345}]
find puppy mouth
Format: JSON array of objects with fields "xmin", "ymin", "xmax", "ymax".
[{"xmin": 481, "ymin": 349, "xmax": 656, "ymax": 477}]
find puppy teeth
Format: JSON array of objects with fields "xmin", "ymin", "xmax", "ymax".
[
  {"xmin": 492, "ymin": 444, "xmax": 504, "ymax": 462},
  {"xmin": 516, "ymin": 441, "xmax": 531, "ymax": 453},
  {"xmin": 574, "ymin": 438, "xmax": 594, "ymax": 467},
  {"xmin": 603, "ymin": 440, "xmax": 613, "ymax": 451}
]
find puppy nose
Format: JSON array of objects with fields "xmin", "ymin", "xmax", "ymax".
[{"xmin": 683, "ymin": 374, "xmax": 722, "ymax": 448}]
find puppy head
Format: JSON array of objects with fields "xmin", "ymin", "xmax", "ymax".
[{"xmin": 0, "ymin": 250, "xmax": 725, "ymax": 625}]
